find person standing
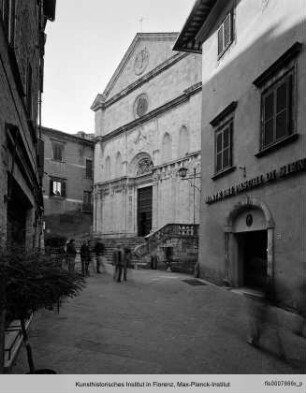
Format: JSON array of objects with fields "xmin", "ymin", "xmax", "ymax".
[
  {"xmin": 246, "ymin": 270, "xmax": 286, "ymax": 359},
  {"xmin": 294, "ymin": 264, "xmax": 306, "ymax": 338},
  {"xmin": 113, "ymin": 244, "xmax": 125, "ymax": 282},
  {"xmin": 123, "ymin": 247, "xmax": 131, "ymax": 281},
  {"xmin": 80, "ymin": 240, "xmax": 91, "ymax": 276},
  {"xmin": 66, "ymin": 239, "xmax": 77, "ymax": 274},
  {"xmin": 94, "ymin": 239, "xmax": 105, "ymax": 274}
]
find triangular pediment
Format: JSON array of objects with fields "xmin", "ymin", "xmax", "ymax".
[{"xmin": 102, "ymin": 32, "xmax": 179, "ymax": 100}]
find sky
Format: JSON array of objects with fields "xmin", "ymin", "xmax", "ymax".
[{"xmin": 42, "ymin": 0, "xmax": 195, "ymax": 134}]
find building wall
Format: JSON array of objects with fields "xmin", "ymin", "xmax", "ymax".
[
  {"xmin": 0, "ymin": 1, "xmax": 54, "ymax": 249},
  {"xmin": 199, "ymin": 0, "xmax": 305, "ymax": 307},
  {"xmin": 93, "ymin": 34, "xmax": 202, "ymax": 238},
  {"xmin": 101, "ymin": 54, "xmax": 202, "ymax": 135},
  {"xmin": 42, "ymin": 127, "xmax": 94, "ymax": 240}
]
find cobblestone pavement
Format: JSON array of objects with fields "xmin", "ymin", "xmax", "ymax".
[{"xmin": 11, "ymin": 264, "xmax": 306, "ymax": 374}]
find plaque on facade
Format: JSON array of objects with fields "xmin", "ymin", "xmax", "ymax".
[
  {"xmin": 136, "ymin": 157, "xmax": 153, "ymax": 176},
  {"xmin": 134, "ymin": 47, "xmax": 149, "ymax": 75},
  {"xmin": 134, "ymin": 94, "xmax": 148, "ymax": 118},
  {"xmin": 246, "ymin": 214, "xmax": 253, "ymax": 227}
]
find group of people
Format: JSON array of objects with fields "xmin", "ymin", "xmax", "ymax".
[
  {"xmin": 112, "ymin": 244, "xmax": 131, "ymax": 283},
  {"xmin": 64, "ymin": 238, "xmax": 132, "ymax": 282},
  {"xmin": 65, "ymin": 238, "xmax": 106, "ymax": 276}
]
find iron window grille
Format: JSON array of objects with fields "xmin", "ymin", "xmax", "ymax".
[
  {"xmin": 83, "ymin": 191, "xmax": 93, "ymax": 212},
  {"xmin": 85, "ymin": 159, "xmax": 93, "ymax": 179}
]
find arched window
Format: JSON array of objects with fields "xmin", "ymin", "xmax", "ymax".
[
  {"xmin": 162, "ymin": 133, "xmax": 172, "ymax": 162},
  {"xmin": 105, "ymin": 156, "xmax": 111, "ymax": 179},
  {"xmin": 115, "ymin": 152, "xmax": 122, "ymax": 177},
  {"xmin": 178, "ymin": 126, "xmax": 190, "ymax": 157}
]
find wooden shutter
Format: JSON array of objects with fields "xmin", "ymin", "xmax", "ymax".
[
  {"xmin": 223, "ymin": 13, "xmax": 232, "ymax": 48},
  {"xmin": 218, "ymin": 25, "xmax": 224, "ymax": 56},
  {"xmin": 61, "ymin": 181, "xmax": 66, "ymax": 198},
  {"xmin": 263, "ymin": 91, "xmax": 274, "ymax": 147},
  {"xmin": 49, "ymin": 179, "xmax": 53, "ymax": 196}
]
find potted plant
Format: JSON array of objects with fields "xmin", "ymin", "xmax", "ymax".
[{"xmin": 0, "ymin": 247, "xmax": 85, "ymax": 374}]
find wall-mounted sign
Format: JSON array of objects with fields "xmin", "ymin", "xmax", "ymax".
[{"xmin": 205, "ymin": 157, "xmax": 306, "ymax": 205}]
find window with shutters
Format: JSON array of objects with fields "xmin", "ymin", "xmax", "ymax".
[
  {"xmin": 52, "ymin": 142, "xmax": 64, "ymax": 161},
  {"xmin": 49, "ymin": 178, "xmax": 66, "ymax": 198},
  {"xmin": 253, "ymin": 42, "xmax": 301, "ymax": 156},
  {"xmin": 217, "ymin": 11, "xmax": 234, "ymax": 59},
  {"xmin": 261, "ymin": 69, "xmax": 294, "ymax": 150},
  {"xmin": 215, "ymin": 120, "xmax": 233, "ymax": 174},
  {"xmin": 210, "ymin": 101, "xmax": 237, "ymax": 179}
]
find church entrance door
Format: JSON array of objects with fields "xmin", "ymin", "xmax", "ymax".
[{"xmin": 137, "ymin": 186, "xmax": 152, "ymax": 237}]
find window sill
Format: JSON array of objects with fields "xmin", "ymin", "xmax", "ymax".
[
  {"xmin": 255, "ymin": 133, "xmax": 299, "ymax": 158},
  {"xmin": 51, "ymin": 159, "xmax": 66, "ymax": 163},
  {"xmin": 50, "ymin": 195, "xmax": 65, "ymax": 199},
  {"xmin": 212, "ymin": 166, "xmax": 236, "ymax": 180}
]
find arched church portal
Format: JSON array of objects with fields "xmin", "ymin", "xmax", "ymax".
[
  {"xmin": 225, "ymin": 199, "xmax": 274, "ymax": 290},
  {"xmin": 130, "ymin": 153, "xmax": 154, "ymax": 237}
]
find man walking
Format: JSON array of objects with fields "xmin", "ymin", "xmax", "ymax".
[
  {"xmin": 80, "ymin": 240, "xmax": 91, "ymax": 276},
  {"xmin": 113, "ymin": 244, "xmax": 125, "ymax": 282},
  {"xmin": 94, "ymin": 239, "xmax": 105, "ymax": 274},
  {"xmin": 66, "ymin": 239, "xmax": 77, "ymax": 274}
]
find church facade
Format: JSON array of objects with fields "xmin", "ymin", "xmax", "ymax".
[{"xmin": 92, "ymin": 33, "xmax": 202, "ymax": 239}]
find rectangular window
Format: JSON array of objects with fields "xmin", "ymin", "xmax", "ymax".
[
  {"xmin": 261, "ymin": 70, "xmax": 294, "ymax": 149},
  {"xmin": 215, "ymin": 120, "xmax": 233, "ymax": 174},
  {"xmin": 85, "ymin": 159, "xmax": 93, "ymax": 179},
  {"xmin": 83, "ymin": 191, "xmax": 92, "ymax": 205},
  {"xmin": 218, "ymin": 11, "xmax": 234, "ymax": 58},
  {"xmin": 49, "ymin": 178, "xmax": 66, "ymax": 198},
  {"xmin": 83, "ymin": 191, "xmax": 92, "ymax": 213},
  {"xmin": 52, "ymin": 142, "xmax": 64, "ymax": 161}
]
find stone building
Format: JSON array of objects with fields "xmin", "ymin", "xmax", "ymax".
[
  {"xmin": 0, "ymin": 0, "xmax": 56, "ymax": 250},
  {"xmin": 42, "ymin": 127, "xmax": 94, "ymax": 241},
  {"xmin": 91, "ymin": 33, "xmax": 202, "ymax": 258},
  {"xmin": 0, "ymin": 0, "xmax": 56, "ymax": 372},
  {"xmin": 175, "ymin": 0, "xmax": 305, "ymax": 308}
]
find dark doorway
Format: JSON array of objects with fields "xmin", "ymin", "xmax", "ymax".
[
  {"xmin": 237, "ymin": 230, "xmax": 267, "ymax": 289},
  {"xmin": 7, "ymin": 176, "xmax": 31, "ymax": 249},
  {"xmin": 137, "ymin": 186, "xmax": 152, "ymax": 237}
]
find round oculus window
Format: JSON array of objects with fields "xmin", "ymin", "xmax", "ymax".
[{"xmin": 134, "ymin": 94, "xmax": 148, "ymax": 118}]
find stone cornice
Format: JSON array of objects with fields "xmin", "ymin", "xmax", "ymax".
[
  {"xmin": 91, "ymin": 52, "xmax": 189, "ymax": 111},
  {"xmin": 94, "ymin": 151, "xmax": 201, "ymax": 189},
  {"xmin": 94, "ymin": 82, "xmax": 202, "ymax": 144},
  {"xmin": 42, "ymin": 127, "xmax": 94, "ymax": 147}
]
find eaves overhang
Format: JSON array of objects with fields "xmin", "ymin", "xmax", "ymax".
[
  {"xmin": 173, "ymin": 0, "xmax": 217, "ymax": 54},
  {"xmin": 43, "ymin": 0, "xmax": 56, "ymax": 22}
]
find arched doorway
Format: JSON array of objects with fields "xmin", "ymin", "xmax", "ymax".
[
  {"xmin": 225, "ymin": 198, "xmax": 274, "ymax": 289},
  {"xmin": 129, "ymin": 153, "xmax": 154, "ymax": 237}
]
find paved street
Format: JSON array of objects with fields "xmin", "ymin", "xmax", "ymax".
[{"xmin": 12, "ymin": 264, "xmax": 305, "ymax": 374}]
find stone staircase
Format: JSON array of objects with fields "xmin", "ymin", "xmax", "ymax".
[
  {"xmin": 133, "ymin": 223, "xmax": 199, "ymax": 272},
  {"xmin": 90, "ymin": 237, "xmax": 146, "ymax": 265}
]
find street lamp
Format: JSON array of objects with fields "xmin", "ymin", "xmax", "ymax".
[{"xmin": 178, "ymin": 167, "xmax": 201, "ymax": 226}]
